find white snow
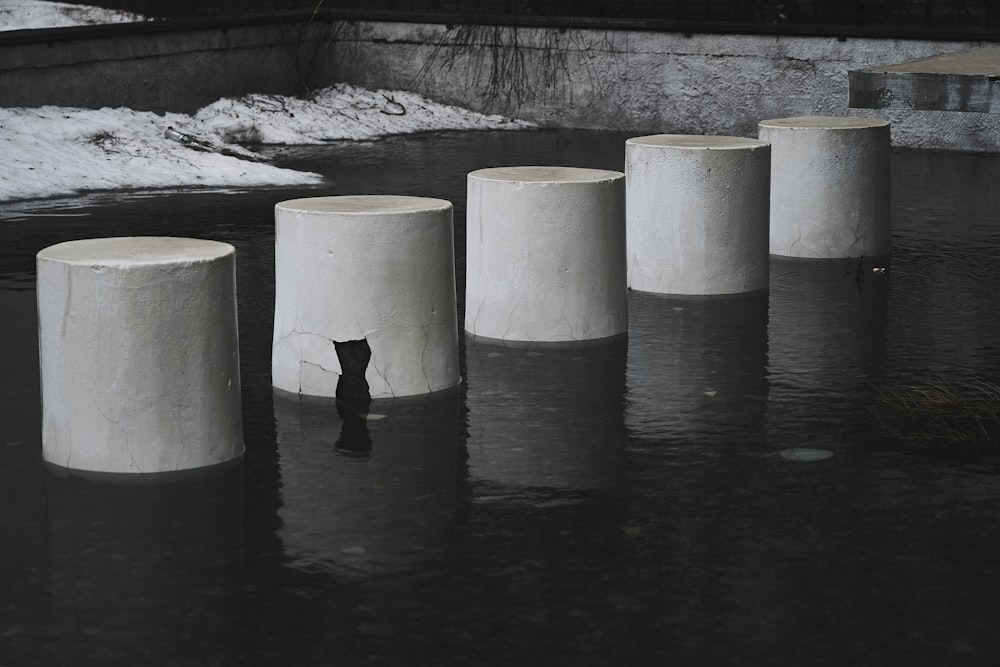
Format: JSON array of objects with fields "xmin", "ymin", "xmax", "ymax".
[
  {"xmin": 0, "ymin": 1, "xmax": 534, "ymax": 202},
  {"xmin": 193, "ymin": 86, "xmax": 531, "ymax": 144},
  {"xmin": 0, "ymin": 84, "xmax": 534, "ymax": 202},
  {"xmin": 0, "ymin": 0, "xmax": 145, "ymax": 31}
]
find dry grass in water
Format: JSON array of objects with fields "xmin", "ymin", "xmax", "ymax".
[{"xmin": 868, "ymin": 381, "xmax": 1000, "ymax": 451}]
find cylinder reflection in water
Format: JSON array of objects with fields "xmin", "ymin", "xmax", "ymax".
[
  {"xmin": 273, "ymin": 389, "xmax": 463, "ymax": 575},
  {"xmin": 766, "ymin": 257, "xmax": 889, "ymax": 443},
  {"xmin": 626, "ymin": 291, "xmax": 768, "ymax": 449},
  {"xmin": 0, "ymin": 279, "xmax": 48, "ymax": 665},
  {"xmin": 464, "ymin": 335, "xmax": 628, "ymax": 497},
  {"xmin": 43, "ymin": 465, "xmax": 244, "ymax": 665}
]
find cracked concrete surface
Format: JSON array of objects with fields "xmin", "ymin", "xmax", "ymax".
[
  {"xmin": 37, "ymin": 237, "xmax": 245, "ymax": 474},
  {"xmin": 761, "ymin": 117, "xmax": 891, "ymax": 259},
  {"xmin": 465, "ymin": 167, "xmax": 628, "ymax": 342},
  {"xmin": 626, "ymin": 135, "xmax": 770, "ymax": 296},
  {"xmin": 272, "ymin": 196, "xmax": 460, "ymax": 399}
]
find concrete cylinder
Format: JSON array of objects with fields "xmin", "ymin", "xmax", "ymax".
[
  {"xmin": 36, "ymin": 237, "xmax": 244, "ymax": 474},
  {"xmin": 759, "ymin": 116, "xmax": 891, "ymax": 258},
  {"xmin": 272, "ymin": 195, "xmax": 460, "ymax": 399},
  {"xmin": 625, "ymin": 134, "xmax": 771, "ymax": 296},
  {"xmin": 465, "ymin": 166, "xmax": 627, "ymax": 342}
]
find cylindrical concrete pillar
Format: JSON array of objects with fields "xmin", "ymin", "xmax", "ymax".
[
  {"xmin": 625, "ymin": 134, "xmax": 771, "ymax": 296},
  {"xmin": 465, "ymin": 166, "xmax": 627, "ymax": 342},
  {"xmin": 272, "ymin": 195, "xmax": 460, "ymax": 399},
  {"xmin": 759, "ymin": 116, "xmax": 891, "ymax": 259},
  {"xmin": 37, "ymin": 237, "xmax": 244, "ymax": 474}
]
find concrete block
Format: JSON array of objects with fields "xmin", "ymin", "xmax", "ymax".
[
  {"xmin": 849, "ymin": 47, "xmax": 1000, "ymax": 113},
  {"xmin": 465, "ymin": 166, "xmax": 627, "ymax": 342},
  {"xmin": 36, "ymin": 237, "xmax": 244, "ymax": 474},
  {"xmin": 272, "ymin": 195, "xmax": 460, "ymax": 399},
  {"xmin": 759, "ymin": 116, "xmax": 891, "ymax": 258},
  {"xmin": 625, "ymin": 134, "xmax": 771, "ymax": 295}
]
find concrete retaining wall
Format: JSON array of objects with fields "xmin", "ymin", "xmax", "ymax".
[
  {"xmin": 0, "ymin": 21, "xmax": 337, "ymax": 113},
  {"xmin": 2, "ymin": 18, "xmax": 997, "ymax": 151},
  {"xmin": 328, "ymin": 21, "xmax": 1000, "ymax": 152}
]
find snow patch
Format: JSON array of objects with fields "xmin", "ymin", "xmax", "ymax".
[
  {"xmin": 0, "ymin": 0, "xmax": 145, "ymax": 31},
  {"xmin": 0, "ymin": 106, "xmax": 323, "ymax": 202},
  {"xmin": 0, "ymin": 85, "xmax": 534, "ymax": 202},
  {"xmin": 192, "ymin": 84, "xmax": 534, "ymax": 145}
]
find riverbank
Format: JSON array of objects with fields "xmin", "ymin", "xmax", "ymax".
[{"xmin": 2, "ymin": 11, "xmax": 998, "ymax": 152}]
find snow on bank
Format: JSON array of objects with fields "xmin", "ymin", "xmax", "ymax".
[
  {"xmin": 0, "ymin": 106, "xmax": 323, "ymax": 202},
  {"xmin": 0, "ymin": 84, "xmax": 534, "ymax": 202},
  {"xmin": 0, "ymin": 0, "xmax": 145, "ymax": 31},
  {"xmin": 192, "ymin": 85, "xmax": 533, "ymax": 144}
]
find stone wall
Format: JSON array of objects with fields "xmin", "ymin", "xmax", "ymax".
[
  {"xmin": 327, "ymin": 21, "xmax": 1000, "ymax": 151},
  {"xmin": 2, "ymin": 18, "xmax": 996, "ymax": 151},
  {"xmin": 0, "ymin": 21, "xmax": 337, "ymax": 113}
]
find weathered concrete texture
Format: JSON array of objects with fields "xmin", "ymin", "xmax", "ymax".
[
  {"xmin": 465, "ymin": 166, "xmax": 627, "ymax": 342},
  {"xmin": 326, "ymin": 21, "xmax": 1000, "ymax": 152},
  {"xmin": 625, "ymin": 134, "xmax": 770, "ymax": 295},
  {"xmin": 849, "ymin": 47, "xmax": 1000, "ymax": 114},
  {"xmin": 5, "ymin": 19, "xmax": 999, "ymax": 151},
  {"xmin": 760, "ymin": 116, "xmax": 891, "ymax": 259},
  {"xmin": 36, "ymin": 237, "xmax": 245, "ymax": 474},
  {"xmin": 0, "ymin": 21, "xmax": 337, "ymax": 112},
  {"xmin": 271, "ymin": 195, "xmax": 460, "ymax": 399}
]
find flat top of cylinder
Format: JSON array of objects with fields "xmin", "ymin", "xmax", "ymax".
[
  {"xmin": 758, "ymin": 116, "xmax": 890, "ymax": 129},
  {"xmin": 626, "ymin": 135, "xmax": 769, "ymax": 149},
  {"xmin": 277, "ymin": 195, "xmax": 452, "ymax": 215},
  {"xmin": 37, "ymin": 236, "xmax": 233, "ymax": 266},
  {"xmin": 468, "ymin": 166, "xmax": 624, "ymax": 183}
]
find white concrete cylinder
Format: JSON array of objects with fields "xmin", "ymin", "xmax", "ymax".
[
  {"xmin": 759, "ymin": 116, "xmax": 891, "ymax": 258},
  {"xmin": 272, "ymin": 195, "xmax": 460, "ymax": 399},
  {"xmin": 625, "ymin": 134, "xmax": 771, "ymax": 295},
  {"xmin": 37, "ymin": 237, "xmax": 244, "ymax": 474},
  {"xmin": 465, "ymin": 166, "xmax": 627, "ymax": 342}
]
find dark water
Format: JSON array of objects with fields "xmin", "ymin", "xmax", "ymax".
[{"xmin": 3, "ymin": 130, "xmax": 1000, "ymax": 666}]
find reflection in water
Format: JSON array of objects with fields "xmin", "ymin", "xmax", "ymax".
[
  {"xmin": 5, "ymin": 136, "xmax": 1000, "ymax": 666},
  {"xmin": 273, "ymin": 389, "xmax": 463, "ymax": 575},
  {"xmin": 766, "ymin": 257, "xmax": 889, "ymax": 447},
  {"xmin": 0, "ymin": 278, "xmax": 47, "ymax": 667},
  {"xmin": 464, "ymin": 335, "xmax": 628, "ymax": 499},
  {"xmin": 41, "ymin": 466, "xmax": 244, "ymax": 666},
  {"xmin": 625, "ymin": 291, "xmax": 769, "ymax": 451}
]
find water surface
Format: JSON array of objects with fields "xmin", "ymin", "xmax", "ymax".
[{"xmin": 2, "ymin": 131, "xmax": 1000, "ymax": 666}]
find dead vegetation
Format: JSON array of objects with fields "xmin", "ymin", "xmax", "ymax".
[
  {"xmin": 417, "ymin": 22, "xmax": 573, "ymax": 114},
  {"xmin": 868, "ymin": 380, "xmax": 1000, "ymax": 452}
]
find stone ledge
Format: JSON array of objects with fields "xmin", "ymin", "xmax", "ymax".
[{"xmin": 849, "ymin": 47, "xmax": 1000, "ymax": 113}]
